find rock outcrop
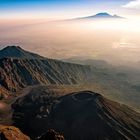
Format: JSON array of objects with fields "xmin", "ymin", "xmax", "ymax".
[
  {"xmin": 0, "ymin": 125, "xmax": 30, "ymax": 140},
  {"xmin": 37, "ymin": 129, "xmax": 65, "ymax": 140}
]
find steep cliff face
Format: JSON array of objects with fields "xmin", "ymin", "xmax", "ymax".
[
  {"xmin": 0, "ymin": 57, "xmax": 92, "ymax": 92},
  {"xmin": 12, "ymin": 90, "xmax": 140, "ymax": 140},
  {"xmin": 0, "ymin": 46, "xmax": 93, "ymax": 94}
]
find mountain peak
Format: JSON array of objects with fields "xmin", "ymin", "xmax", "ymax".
[
  {"xmin": 76, "ymin": 12, "xmax": 124, "ymax": 20},
  {"xmin": 0, "ymin": 46, "xmax": 44, "ymax": 59},
  {"xmin": 95, "ymin": 12, "xmax": 111, "ymax": 17},
  {"xmin": 90, "ymin": 12, "xmax": 122, "ymax": 19},
  {"xmin": 12, "ymin": 89, "xmax": 140, "ymax": 139},
  {"xmin": 4, "ymin": 45, "xmax": 22, "ymax": 50},
  {"xmin": 1, "ymin": 46, "xmax": 24, "ymax": 53}
]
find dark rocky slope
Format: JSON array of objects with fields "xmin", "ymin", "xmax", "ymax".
[
  {"xmin": 12, "ymin": 90, "xmax": 140, "ymax": 140},
  {"xmin": 0, "ymin": 46, "xmax": 132, "ymax": 97},
  {"xmin": 0, "ymin": 46, "xmax": 44, "ymax": 59},
  {"xmin": 37, "ymin": 129, "xmax": 65, "ymax": 140},
  {"xmin": 0, "ymin": 46, "xmax": 92, "ymax": 94},
  {"xmin": 1, "ymin": 46, "xmax": 140, "ymax": 112}
]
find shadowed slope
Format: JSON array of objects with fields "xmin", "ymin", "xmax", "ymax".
[
  {"xmin": 0, "ymin": 46, "xmax": 44, "ymax": 59},
  {"xmin": 12, "ymin": 90, "xmax": 140, "ymax": 140}
]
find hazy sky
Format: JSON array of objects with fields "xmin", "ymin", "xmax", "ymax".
[
  {"xmin": 0, "ymin": 0, "xmax": 139, "ymax": 19},
  {"xmin": 0, "ymin": 0, "xmax": 140, "ymax": 65}
]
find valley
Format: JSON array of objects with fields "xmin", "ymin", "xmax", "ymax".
[
  {"xmin": 1, "ymin": 0, "xmax": 140, "ymax": 139},
  {"xmin": 0, "ymin": 46, "xmax": 140, "ymax": 139}
]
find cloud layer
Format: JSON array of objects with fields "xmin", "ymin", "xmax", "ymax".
[{"xmin": 123, "ymin": 0, "xmax": 140, "ymax": 9}]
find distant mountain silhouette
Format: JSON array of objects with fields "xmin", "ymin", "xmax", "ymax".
[{"xmin": 74, "ymin": 12, "xmax": 124, "ymax": 20}]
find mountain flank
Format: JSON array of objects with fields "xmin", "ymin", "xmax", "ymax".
[
  {"xmin": 0, "ymin": 46, "xmax": 93, "ymax": 95},
  {"xmin": 1, "ymin": 46, "xmax": 140, "ymax": 113},
  {"xmin": 12, "ymin": 90, "xmax": 140, "ymax": 140}
]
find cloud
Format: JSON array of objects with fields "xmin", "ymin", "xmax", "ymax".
[{"xmin": 123, "ymin": 0, "xmax": 140, "ymax": 9}]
